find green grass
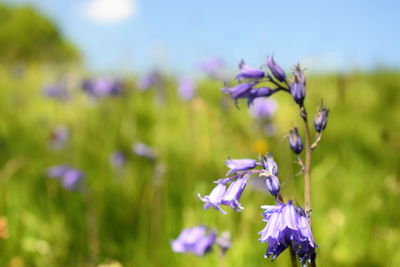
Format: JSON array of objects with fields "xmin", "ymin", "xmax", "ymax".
[{"xmin": 0, "ymin": 66, "xmax": 399, "ymax": 266}]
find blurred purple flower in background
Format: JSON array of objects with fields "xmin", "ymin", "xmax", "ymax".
[
  {"xmin": 258, "ymin": 201, "xmax": 316, "ymax": 264},
  {"xmin": 171, "ymin": 226, "xmax": 217, "ymax": 256},
  {"xmin": 177, "ymin": 78, "xmax": 196, "ymax": 101},
  {"xmin": 43, "ymin": 80, "xmax": 70, "ymax": 101},
  {"xmin": 46, "ymin": 164, "xmax": 84, "ymax": 191},
  {"xmin": 199, "ymin": 57, "xmax": 226, "ymax": 80},
  {"xmin": 249, "ymin": 98, "xmax": 277, "ymax": 120},
  {"xmin": 82, "ymin": 77, "xmax": 123, "ymax": 97},
  {"xmin": 109, "ymin": 151, "xmax": 125, "ymax": 169},
  {"xmin": 137, "ymin": 71, "xmax": 162, "ymax": 91},
  {"xmin": 132, "ymin": 142, "xmax": 156, "ymax": 160},
  {"xmin": 49, "ymin": 125, "xmax": 69, "ymax": 150},
  {"xmin": 216, "ymin": 231, "xmax": 231, "ymax": 254}
]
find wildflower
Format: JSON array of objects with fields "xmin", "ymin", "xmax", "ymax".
[
  {"xmin": 110, "ymin": 151, "xmax": 125, "ymax": 168},
  {"xmin": 82, "ymin": 77, "xmax": 123, "ymax": 97},
  {"xmin": 260, "ymin": 154, "xmax": 278, "ymax": 177},
  {"xmin": 171, "ymin": 226, "xmax": 216, "ymax": 256},
  {"xmin": 49, "ymin": 125, "xmax": 69, "ymax": 150},
  {"xmin": 133, "ymin": 143, "xmax": 156, "ymax": 160},
  {"xmin": 46, "ymin": 165, "xmax": 83, "ymax": 191},
  {"xmin": 225, "ymin": 158, "xmax": 257, "ymax": 175},
  {"xmin": 198, "ymin": 183, "xmax": 227, "ymax": 214},
  {"xmin": 258, "ymin": 201, "xmax": 317, "ymax": 264},
  {"xmin": 249, "ymin": 98, "xmax": 277, "ymax": 120},
  {"xmin": 236, "ymin": 60, "xmax": 265, "ymax": 81},
  {"xmin": 290, "ymin": 66, "xmax": 306, "ymax": 105},
  {"xmin": 216, "ymin": 231, "xmax": 231, "ymax": 254},
  {"xmin": 260, "ymin": 155, "xmax": 280, "ymax": 197},
  {"xmin": 247, "ymin": 87, "xmax": 275, "ymax": 105},
  {"xmin": 137, "ymin": 71, "xmax": 161, "ymax": 91},
  {"xmin": 265, "ymin": 56, "xmax": 286, "ymax": 82},
  {"xmin": 287, "ymin": 127, "xmax": 303, "ymax": 154},
  {"xmin": 221, "ymin": 174, "xmax": 249, "ymax": 212},
  {"xmin": 178, "ymin": 78, "xmax": 196, "ymax": 101},
  {"xmin": 314, "ymin": 105, "xmax": 329, "ymax": 132},
  {"xmin": 221, "ymin": 82, "xmax": 255, "ymax": 107},
  {"xmin": 43, "ymin": 81, "xmax": 70, "ymax": 101},
  {"xmin": 199, "ymin": 57, "xmax": 225, "ymax": 79}
]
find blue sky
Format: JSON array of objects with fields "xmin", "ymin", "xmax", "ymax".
[{"xmin": 9, "ymin": 0, "xmax": 400, "ymax": 74}]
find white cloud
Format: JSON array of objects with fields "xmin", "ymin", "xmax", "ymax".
[{"xmin": 82, "ymin": 0, "xmax": 136, "ymax": 24}]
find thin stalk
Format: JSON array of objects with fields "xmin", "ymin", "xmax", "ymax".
[{"xmin": 289, "ymin": 244, "xmax": 298, "ymax": 267}]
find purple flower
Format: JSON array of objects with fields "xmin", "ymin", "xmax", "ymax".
[
  {"xmin": 82, "ymin": 77, "xmax": 123, "ymax": 97},
  {"xmin": 314, "ymin": 105, "xmax": 329, "ymax": 133},
  {"xmin": 43, "ymin": 81, "xmax": 70, "ymax": 101},
  {"xmin": 225, "ymin": 158, "xmax": 257, "ymax": 175},
  {"xmin": 258, "ymin": 201, "xmax": 316, "ymax": 264},
  {"xmin": 222, "ymin": 82, "xmax": 255, "ymax": 107},
  {"xmin": 46, "ymin": 165, "xmax": 83, "ymax": 191},
  {"xmin": 265, "ymin": 56, "xmax": 286, "ymax": 82},
  {"xmin": 247, "ymin": 87, "xmax": 275, "ymax": 105},
  {"xmin": 260, "ymin": 155, "xmax": 280, "ymax": 197},
  {"xmin": 137, "ymin": 71, "xmax": 161, "ymax": 91},
  {"xmin": 133, "ymin": 143, "xmax": 156, "ymax": 160},
  {"xmin": 236, "ymin": 60, "xmax": 265, "ymax": 81},
  {"xmin": 171, "ymin": 226, "xmax": 217, "ymax": 256},
  {"xmin": 290, "ymin": 65, "xmax": 306, "ymax": 105},
  {"xmin": 287, "ymin": 127, "xmax": 303, "ymax": 154},
  {"xmin": 265, "ymin": 175, "xmax": 280, "ymax": 197},
  {"xmin": 249, "ymin": 99, "xmax": 277, "ymax": 120},
  {"xmin": 110, "ymin": 151, "xmax": 125, "ymax": 168},
  {"xmin": 221, "ymin": 174, "xmax": 249, "ymax": 212},
  {"xmin": 216, "ymin": 231, "xmax": 231, "ymax": 254},
  {"xmin": 199, "ymin": 57, "xmax": 225, "ymax": 79},
  {"xmin": 260, "ymin": 154, "xmax": 278, "ymax": 177},
  {"xmin": 178, "ymin": 78, "xmax": 196, "ymax": 101},
  {"xmin": 49, "ymin": 125, "xmax": 69, "ymax": 150},
  {"xmin": 198, "ymin": 183, "xmax": 227, "ymax": 214}
]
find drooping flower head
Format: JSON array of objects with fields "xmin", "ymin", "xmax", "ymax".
[
  {"xmin": 287, "ymin": 127, "xmax": 303, "ymax": 154},
  {"xmin": 236, "ymin": 60, "xmax": 265, "ymax": 81},
  {"xmin": 265, "ymin": 56, "xmax": 287, "ymax": 82},
  {"xmin": 221, "ymin": 174, "xmax": 249, "ymax": 212},
  {"xmin": 171, "ymin": 226, "xmax": 217, "ymax": 256},
  {"xmin": 314, "ymin": 104, "xmax": 329, "ymax": 133},
  {"xmin": 225, "ymin": 158, "xmax": 257, "ymax": 175},
  {"xmin": 258, "ymin": 201, "xmax": 317, "ymax": 264},
  {"xmin": 247, "ymin": 87, "xmax": 275, "ymax": 106},
  {"xmin": 221, "ymin": 82, "xmax": 256, "ymax": 107},
  {"xmin": 290, "ymin": 65, "xmax": 306, "ymax": 105},
  {"xmin": 259, "ymin": 154, "xmax": 280, "ymax": 197},
  {"xmin": 198, "ymin": 183, "xmax": 227, "ymax": 214}
]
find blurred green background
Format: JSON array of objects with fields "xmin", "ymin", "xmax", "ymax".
[{"xmin": 0, "ymin": 3, "xmax": 400, "ymax": 267}]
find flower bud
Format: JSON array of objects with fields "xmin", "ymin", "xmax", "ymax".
[
  {"xmin": 236, "ymin": 60, "xmax": 265, "ymax": 81},
  {"xmin": 314, "ymin": 105, "xmax": 329, "ymax": 132},
  {"xmin": 287, "ymin": 127, "xmax": 303, "ymax": 154},
  {"xmin": 265, "ymin": 175, "xmax": 280, "ymax": 197},
  {"xmin": 290, "ymin": 65, "xmax": 306, "ymax": 105},
  {"xmin": 265, "ymin": 56, "xmax": 287, "ymax": 82}
]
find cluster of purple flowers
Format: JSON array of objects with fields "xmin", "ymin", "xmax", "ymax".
[
  {"xmin": 198, "ymin": 154, "xmax": 281, "ymax": 214},
  {"xmin": 46, "ymin": 164, "xmax": 84, "ymax": 191},
  {"xmin": 82, "ymin": 77, "xmax": 123, "ymax": 97},
  {"xmin": 259, "ymin": 201, "xmax": 317, "ymax": 265},
  {"xmin": 171, "ymin": 226, "xmax": 231, "ymax": 256}
]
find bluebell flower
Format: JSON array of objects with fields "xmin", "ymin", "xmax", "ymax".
[
  {"xmin": 216, "ymin": 231, "xmax": 231, "ymax": 254},
  {"xmin": 287, "ymin": 127, "xmax": 303, "ymax": 154},
  {"xmin": 236, "ymin": 60, "xmax": 265, "ymax": 81},
  {"xmin": 221, "ymin": 174, "xmax": 249, "ymax": 212},
  {"xmin": 225, "ymin": 158, "xmax": 257, "ymax": 175},
  {"xmin": 259, "ymin": 154, "xmax": 280, "ymax": 197},
  {"xmin": 49, "ymin": 125, "xmax": 69, "ymax": 150},
  {"xmin": 221, "ymin": 82, "xmax": 255, "ymax": 107},
  {"xmin": 132, "ymin": 143, "xmax": 156, "ymax": 160},
  {"xmin": 249, "ymin": 99, "xmax": 277, "ymax": 120},
  {"xmin": 178, "ymin": 78, "xmax": 196, "ymax": 101},
  {"xmin": 137, "ymin": 71, "xmax": 162, "ymax": 91},
  {"xmin": 43, "ymin": 80, "xmax": 70, "ymax": 101},
  {"xmin": 46, "ymin": 165, "xmax": 83, "ymax": 191},
  {"xmin": 82, "ymin": 77, "xmax": 123, "ymax": 97},
  {"xmin": 265, "ymin": 56, "xmax": 287, "ymax": 82},
  {"xmin": 198, "ymin": 183, "xmax": 227, "ymax": 214},
  {"xmin": 171, "ymin": 226, "xmax": 217, "ymax": 256},
  {"xmin": 290, "ymin": 65, "xmax": 306, "ymax": 105},
  {"xmin": 314, "ymin": 105, "xmax": 329, "ymax": 133},
  {"xmin": 258, "ymin": 201, "xmax": 316, "ymax": 264},
  {"xmin": 247, "ymin": 87, "xmax": 275, "ymax": 105},
  {"xmin": 110, "ymin": 151, "xmax": 125, "ymax": 168}
]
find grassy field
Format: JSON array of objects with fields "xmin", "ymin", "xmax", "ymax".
[{"xmin": 0, "ymin": 65, "xmax": 399, "ymax": 267}]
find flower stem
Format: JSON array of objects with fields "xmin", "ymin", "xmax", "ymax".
[{"xmin": 289, "ymin": 244, "xmax": 298, "ymax": 267}]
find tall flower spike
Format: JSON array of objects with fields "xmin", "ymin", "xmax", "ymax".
[
  {"xmin": 198, "ymin": 183, "xmax": 227, "ymax": 214},
  {"xmin": 314, "ymin": 103, "xmax": 329, "ymax": 132},
  {"xmin": 265, "ymin": 56, "xmax": 287, "ymax": 82},
  {"xmin": 236, "ymin": 60, "xmax": 265, "ymax": 81},
  {"xmin": 287, "ymin": 127, "xmax": 303, "ymax": 154},
  {"xmin": 225, "ymin": 158, "xmax": 257, "ymax": 175},
  {"xmin": 221, "ymin": 174, "xmax": 249, "ymax": 212}
]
